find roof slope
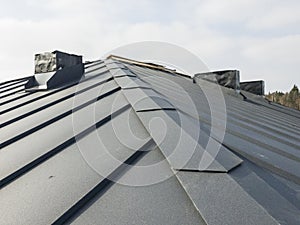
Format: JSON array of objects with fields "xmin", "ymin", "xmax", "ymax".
[{"xmin": 1, "ymin": 58, "xmax": 300, "ymax": 225}]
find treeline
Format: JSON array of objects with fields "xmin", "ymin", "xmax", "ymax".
[{"xmin": 266, "ymin": 85, "xmax": 300, "ymax": 110}]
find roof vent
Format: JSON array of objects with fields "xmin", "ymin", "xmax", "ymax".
[
  {"xmin": 193, "ymin": 70, "xmax": 240, "ymax": 90},
  {"xmin": 25, "ymin": 50, "xmax": 84, "ymax": 91},
  {"xmin": 240, "ymin": 80, "xmax": 265, "ymax": 96}
]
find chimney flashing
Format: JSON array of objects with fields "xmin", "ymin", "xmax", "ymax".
[
  {"xmin": 193, "ymin": 70, "xmax": 240, "ymax": 90},
  {"xmin": 240, "ymin": 80, "xmax": 265, "ymax": 96},
  {"xmin": 25, "ymin": 50, "xmax": 84, "ymax": 91}
]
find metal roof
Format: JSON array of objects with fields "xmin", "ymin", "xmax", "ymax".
[{"xmin": 1, "ymin": 57, "xmax": 300, "ymax": 225}]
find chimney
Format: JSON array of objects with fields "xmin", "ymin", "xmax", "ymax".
[
  {"xmin": 193, "ymin": 70, "xmax": 240, "ymax": 91},
  {"xmin": 25, "ymin": 50, "xmax": 84, "ymax": 91},
  {"xmin": 240, "ymin": 80, "xmax": 265, "ymax": 96}
]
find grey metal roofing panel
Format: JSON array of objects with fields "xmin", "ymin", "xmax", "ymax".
[
  {"xmin": 0, "ymin": 79, "xmax": 27, "ymax": 90},
  {"xmin": 221, "ymin": 131, "xmax": 300, "ymax": 184},
  {"xmin": 123, "ymin": 61, "xmax": 299, "ymax": 204},
  {"xmin": 1, "ymin": 96, "xmax": 153, "ymax": 224},
  {"xmin": 224, "ymin": 119, "xmax": 300, "ymax": 160},
  {"xmin": 52, "ymin": 139, "xmax": 157, "ymax": 224},
  {"xmin": 0, "ymin": 140, "xmax": 102, "ymax": 225},
  {"xmin": 124, "ymin": 62, "xmax": 300, "ymax": 223},
  {"xmin": 1, "ymin": 89, "xmax": 56, "ymax": 115},
  {"xmin": 0, "ymin": 81, "xmax": 26, "ymax": 93},
  {"xmin": 113, "ymin": 76, "xmax": 151, "ymax": 89},
  {"xmin": 136, "ymin": 110, "xmax": 242, "ymax": 172},
  {"xmin": 70, "ymin": 148, "xmax": 206, "ymax": 225},
  {"xmin": 230, "ymin": 158, "xmax": 300, "ymax": 225},
  {"xmin": 176, "ymin": 171, "xmax": 278, "ymax": 225},
  {"xmin": 127, "ymin": 64, "xmax": 216, "ymax": 119},
  {"xmin": 0, "ymin": 85, "xmax": 25, "ymax": 98},
  {"xmin": 1, "ymin": 58, "xmax": 300, "ymax": 225},
  {"xmin": 1, "ymin": 78, "xmax": 117, "ymax": 143},
  {"xmin": 85, "ymin": 61, "xmax": 104, "ymax": 71},
  {"xmin": 84, "ymin": 64, "xmax": 107, "ymax": 78},
  {"xmin": 0, "ymin": 77, "xmax": 124, "ymax": 175},
  {"xmin": 227, "ymin": 98, "xmax": 300, "ymax": 133},
  {"xmin": 0, "ymin": 91, "xmax": 33, "ymax": 108},
  {"xmin": 241, "ymin": 90, "xmax": 300, "ymax": 119},
  {"xmin": 0, "ymin": 91, "xmax": 128, "ymax": 183},
  {"xmin": 70, "ymin": 106, "xmax": 152, "ymax": 179},
  {"xmin": 190, "ymin": 109, "xmax": 300, "ymax": 184},
  {"xmin": 110, "ymin": 67, "xmax": 137, "ymax": 77},
  {"xmin": 225, "ymin": 107, "xmax": 299, "ymax": 147},
  {"xmin": 0, "ymin": 76, "xmax": 30, "ymax": 87},
  {"xmin": 84, "ymin": 60, "xmax": 103, "ymax": 70},
  {"xmin": 105, "ymin": 61, "xmax": 127, "ymax": 70},
  {"xmin": 122, "ymin": 88, "xmax": 176, "ymax": 111},
  {"xmin": 1, "ymin": 72, "xmax": 112, "ymax": 123},
  {"xmin": 129, "ymin": 63, "xmax": 300, "ymax": 175}
]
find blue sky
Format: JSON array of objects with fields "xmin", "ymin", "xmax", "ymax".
[{"xmin": 0, "ymin": 0, "xmax": 299, "ymax": 92}]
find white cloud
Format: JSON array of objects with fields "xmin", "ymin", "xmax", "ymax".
[
  {"xmin": 242, "ymin": 35, "xmax": 300, "ymax": 64},
  {"xmin": 0, "ymin": 0, "xmax": 299, "ymax": 92},
  {"xmin": 247, "ymin": 2, "xmax": 300, "ymax": 31},
  {"xmin": 195, "ymin": 0, "xmax": 260, "ymax": 23}
]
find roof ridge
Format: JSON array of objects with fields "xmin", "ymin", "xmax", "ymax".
[{"xmin": 104, "ymin": 59, "xmax": 243, "ymax": 173}]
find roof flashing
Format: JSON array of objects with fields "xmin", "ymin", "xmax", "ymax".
[
  {"xmin": 25, "ymin": 51, "xmax": 84, "ymax": 91},
  {"xmin": 240, "ymin": 80, "xmax": 265, "ymax": 96},
  {"xmin": 194, "ymin": 70, "xmax": 240, "ymax": 91}
]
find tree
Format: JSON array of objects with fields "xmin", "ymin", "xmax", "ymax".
[
  {"xmin": 287, "ymin": 85, "xmax": 299, "ymax": 109},
  {"xmin": 290, "ymin": 84, "xmax": 299, "ymax": 93},
  {"xmin": 266, "ymin": 84, "xmax": 300, "ymax": 110}
]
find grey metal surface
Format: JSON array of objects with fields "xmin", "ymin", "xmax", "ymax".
[
  {"xmin": 0, "ymin": 139, "xmax": 102, "ymax": 225},
  {"xmin": 0, "ymin": 76, "xmax": 30, "ymax": 88},
  {"xmin": 0, "ymin": 88, "xmax": 127, "ymax": 182},
  {"xmin": 2, "ymin": 71, "xmax": 112, "ymax": 123},
  {"xmin": 110, "ymin": 68, "xmax": 137, "ymax": 77},
  {"xmin": 1, "ymin": 57, "xmax": 300, "ymax": 225},
  {"xmin": 122, "ymin": 88, "xmax": 176, "ymax": 111},
  {"xmin": 1, "ymin": 79, "xmax": 118, "ymax": 144},
  {"xmin": 176, "ymin": 171, "xmax": 278, "ymax": 225},
  {"xmin": 240, "ymin": 80, "xmax": 265, "ymax": 95},
  {"xmin": 0, "ymin": 85, "xmax": 24, "ymax": 98},
  {"xmin": 130, "ymin": 64, "xmax": 300, "ymax": 181},
  {"xmin": 136, "ymin": 109, "xmax": 242, "ymax": 172},
  {"xmin": 70, "ymin": 148, "xmax": 206, "ymax": 225},
  {"xmin": 126, "ymin": 62, "xmax": 300, "ymax": 223},
  {"xmin": 230, "ymin": 157, "xmax": 300, "ymax": 225},
  {"xmin": 113, "ymin": 76, "xmax": 150, "ymax": 89},
  {"xmin": 194, "ymin": 70, "xmax": 240, "ymax": 90},
  {"xmin": 0, "ymin": 81, "xmax": 26, "ymax": 93}
]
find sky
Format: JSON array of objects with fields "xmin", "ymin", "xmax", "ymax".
[{"xmin": 0, "ymin": 0, "xmax": 299, "ymax": 92}]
